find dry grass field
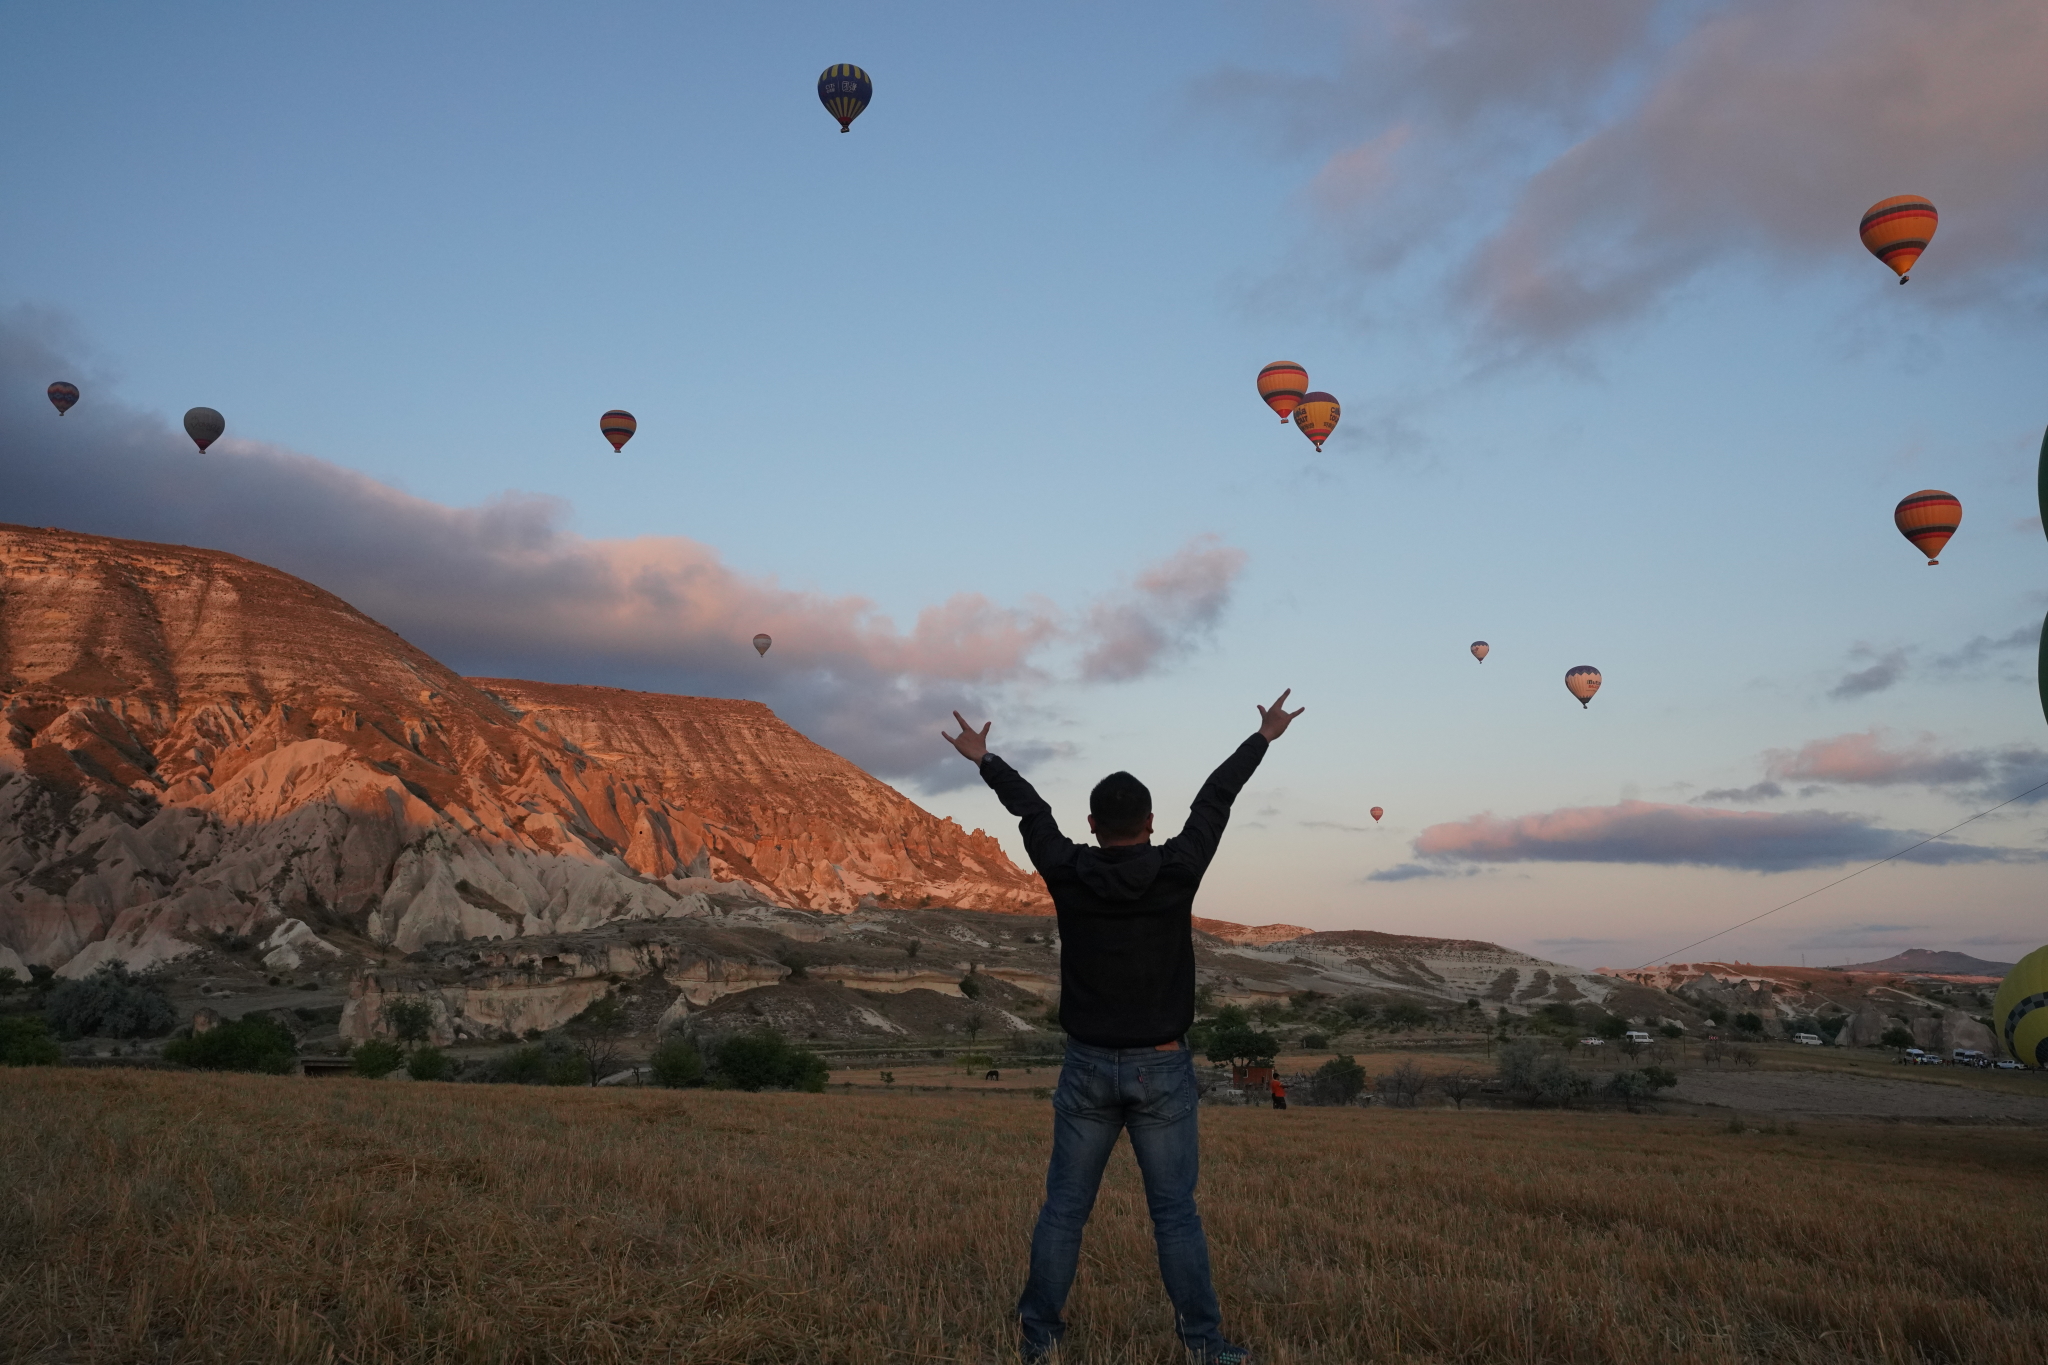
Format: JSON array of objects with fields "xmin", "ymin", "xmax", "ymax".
[{"xmin": 3, "ymin": 1071, "xmax": 2044, "ymax": 1365}]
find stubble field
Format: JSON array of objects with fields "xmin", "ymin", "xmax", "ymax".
[{"xmin": 2, "ymin": 1070, "xmax": 2043, "ymax": 1365}]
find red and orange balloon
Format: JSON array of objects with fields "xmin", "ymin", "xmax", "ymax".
[
  {"xmin": 600, "ymin": 410, "xmax": 637, "ymax": 452},
  {"xmin": 1895, "ymin": 490, "xmax": 1961, "ymax": 565},
  {"xmin": 1293, "ymin": 392, "xmax": 1340, "ymax": 451},
  {"xmin": 1860, "ymin": 196, "xmax": 1938, "ymax": 283},
  {"xmin": 1257, "ymin": 362, "xmax": 1309, "ymax": 424}
]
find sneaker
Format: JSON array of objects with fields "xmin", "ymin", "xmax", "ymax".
[
  {"xmin": 1191, "ymin": 1344, "xmax": 1253, "ymax": 1365},
  {"xmin": 1019, "ymin": 1339, "xmax": 1060, "ymax": 1364}
]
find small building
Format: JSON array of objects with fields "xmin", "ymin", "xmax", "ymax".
[{"xmin": 1233, "ymin": 1063, "xmax": 1274, "ymax": 1091}]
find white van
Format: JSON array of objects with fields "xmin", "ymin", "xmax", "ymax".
[
  {"xmin": 1792, "ymin": 1033, "xmax": 1823, "ymax": 1046},
  {"xmin": 1622, "ymin": 1030, "xmax": 1653, "ymax": 1045}
]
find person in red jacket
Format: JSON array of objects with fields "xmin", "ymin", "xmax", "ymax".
[{"xmin": 1268, "ymin": 1075, "xmax": 1287, "ymax": 1110}]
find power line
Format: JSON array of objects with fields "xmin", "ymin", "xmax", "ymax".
[{"xmin": 1635, "ymin": 777, "xmax": 2048, "ymax": 970}]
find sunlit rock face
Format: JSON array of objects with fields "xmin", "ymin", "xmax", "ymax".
[{"xmin": 0, "ymin": 525, "xmax": 1047, "ymax": 973}]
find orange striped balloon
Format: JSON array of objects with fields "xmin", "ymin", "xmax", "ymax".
[
  {"xmin": 1293, "ymin": 391, "xmax": 1340, "ymax": 451},
  {"xmin": 1257, "ymin": 361, "xmax": 1309, "ymax": 423},
  {"xmin": 1369, "ymin": 807, "xmax": 1383, "ymax": 823},
  {"xmin": 1894, "ymin": 489, "xmax": 1961, "ymax": 565},
  {"xmin": 1859, "ymin": 195, "xmax": 1938, "ymax": 283},
  {"xmin": 600, "ymin": 410, "xmax": 637, "ymax": 452}
]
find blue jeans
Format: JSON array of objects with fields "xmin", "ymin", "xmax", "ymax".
[{"xmin": 1018, "ymin": 1038, "xmax": 1224, "ymax": 1355}]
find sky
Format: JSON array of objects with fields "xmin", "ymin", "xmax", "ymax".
[{"xmin": 2, "ymin": 0, "xmax": 2045, "ymax": 970}]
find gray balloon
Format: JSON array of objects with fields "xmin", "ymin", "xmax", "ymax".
[{"xmin": 183, "ymin": 406, "xmax": 225, "ymax": 452}]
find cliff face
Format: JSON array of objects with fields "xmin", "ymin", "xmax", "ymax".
[{"xmin": 0, "ymin": 525, "xmax": 1046, "ymax": 975}]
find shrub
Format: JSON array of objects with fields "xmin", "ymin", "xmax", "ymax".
[
  {"xmin": 0, "ymin": 1015, "xmax": 61, "ymax": 1066},
  {"xmin": 1880, "ymin": 1025, "xmax": 1914, "ymax": 1049},
  {"xmin": 1381, "ymin": 1002, "xmax": 1433, "ymax": 1030},
  {"xmin": 487, "ymin": 1038, "xmax": 586, "ymax": 1086},
  {"xmin": 350, "ymin": 1038, "xmax": 405, "ymax": 1078},
  {"xmin": 1659, "ymin": 1023, "xmax": 1684, "ymax": 1039},
  {"xmin": 713, "ymin": 1029, "xmax": 829, "ymax": 1092},
  {"xmin": 1535, "ymin": 1002, "xmax": 1579, "ymax": 1030},
  {"xmin": 1733, "ymin": 1011, "xmax": 1765, "ymax": 1037},
  {"xmin": 1336, "ymin": 996, "xmax": 1376, "ymax": 1023},
  {"xmin": 406, "ymin": 1046, "xmax": 452, "ymax": 1081},
  {"xmin": 1300, "ymin": 1032, "xmax": 1329, "ymax": 1051},
  {"xmin": 957, "ymin": 973, "xmax": 983, "ymax": 1000},
  {"xmin": 1641, "ymin": 1065, "xmax": 1679, "ymax": 1090},
  {"xmin": 0, "ymin": 966, "xmax": 18, "ymax": 992},
  {"xmin": 649, "ymin": 1037, "xmax": 705, "ymax": 1088},
  {"xmin": 1531, "ymin": 1055, "xmax": 1593, "ymax": 1107},
  {"xmin": 164, "ymin": 1016, "xmax": 297, "ymax": 1073},
  {"xmin": 1308, "ymin": 1054, "xmax": 1367, "ymax": 1106},
  {"xmin": 1606, "ymin": 1067, "xmax": 1677, "ymax": 1112},
  {"xmin": 45, "ymin": 964, "xmax": 175, "ymax": 1039},
  {"xmin": 1594, "ymin": 1015, "xmax": 1628, "ymax": 1040},
  {"xmin": 1497, "ymin": 1039, "xmax": 1544, "ymax": 1091}
]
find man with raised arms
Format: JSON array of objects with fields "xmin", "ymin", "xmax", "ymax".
[{"xmin": 943, "ymin": 690, "xmax": 1304, "ymax": 1365}]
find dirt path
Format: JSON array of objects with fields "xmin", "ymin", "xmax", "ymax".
[{"xmin": 1675, "ymin": 1069, "xmax": 2048, "ymax": 1123}]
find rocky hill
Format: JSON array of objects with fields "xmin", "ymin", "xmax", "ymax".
[
  {"xmin": 1829, "ymin": 949, "xmax": 2016, "ymax": 978},
  {"xmin": 1597, "ymin": 961, "xmax": 1997, "ymax": 1055},
  {"xmin": 0, "ymin": 525, "xmax": 1045, "ymax": 980}
]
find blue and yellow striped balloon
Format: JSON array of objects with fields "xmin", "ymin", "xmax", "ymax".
[
  {"xmin": 818, "ymin": 64, "xmax": 871, "ymax": 133},
  {"xmin": 1994, "ymin": 945, "xmax": 2048, "ymax": 1068}
]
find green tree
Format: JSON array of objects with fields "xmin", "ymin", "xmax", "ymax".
[
  {"xmin": 350, "ymin": 1037, "xmax": 405, "ymax": 1078},
  {"xmin": 45, "ymin": 964, "xmax": 175, "ymax": 1039},
  {"xmin": 0, "ymin": 1015, "xmax": 61, "ymax": 1066},
  {"xmin": 1300, "ymin": 1032, "xmax": 1328, "ymax": 1051},
  {"xmin": 383, "ymin": 997, "xmax": 435, "ymax": 1046},
  {"xmin": 406, "ymin": 1045, "xmax": 452, "ymax": 1081},
  {"xmin": 1594, "ymin": 1014, "xmax": 1628, "ymax": 1040},
  {"xmin": 713, "ymin": 1029, "xmax": 829, "ymax": 1092},
  {"xmin": 1200, "ymin": 1012, "xmax": 1279, "ymax": 1069},
  {"xmin": 1659, "ymin": 1023, "xmax": 1684, "ymax": 1040},
  {"xmin": 1733, "ymin": 1011, "xmax": 1766, "ymax": 1037},
  {"xmin": 566, "ymin": 993, "xmax": 631, "ymax": 1085},
  {"xmin": 958, "ymin": 973, "xmax": 984, "ymax": 1000},
  {"xmin": 649, "ymin": 1036, "xmax": 705, "ymax": 1087},
  {"xmin": 1307, "ymin": 1054, "xmax": 1367, "ymax": 1105},
  {"xmin": 1382, "ymin": 1002, "xmax": 1433, "ymax": 1030},
  {"xmin": 487, "ymin": 1037, "xmax": 585, "ymax": 1085},
  {"xmin": 1880, "ymin": 1025, "xmax": 1915, "ymax": 1049},
  {"xmin": 165, "ymin": 1016, "xmax": 298, "ymax": 1073}
]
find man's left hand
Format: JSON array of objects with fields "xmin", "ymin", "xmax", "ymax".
[{"xmin": 944, "ymin": 711, "xmax": 992, "ymax": 763}]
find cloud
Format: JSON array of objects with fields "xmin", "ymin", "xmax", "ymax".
[
  {"xmin": 1762, "ymin": 729, "xmax": 2048, "ymax": 799},
  {"xmin": 1076, "ymin": 535, "xmax": 1247, "ymax": 682},
  {"xmin": 0, "ymin": 319, "xmax": 1245, "ymax": 788},
  {"xmin": 1302, "ymin": 820, "xmax": 1374, "ymax": 833},
  {"xmin": 1933, "ymin": 624, "xmax": 2036, "ymax": 675},
  {"xmin": 1696, "ymin": 781, "xmax": 1785, "ymax": 804},
  {"xmin": 1408, "ymin": 799, "xmax": 2034, "ymax": 873},
  {"xmin": 1364, "ymin": 862, "xmax": 1471, "ymax": 882},
  {"xmin": 1251, "ymin": 0, "xmax": 2048, "ymax": 343},
  {"xmin": 1829, "ymin": 646, "xmax": 1911, "ymax": 699}
]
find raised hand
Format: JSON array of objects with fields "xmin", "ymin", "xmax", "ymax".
[
  {"xmin": 943, "ymin": 710, "xmax": 992, "ymax": 763},
  {"xmin": 1256, "ymin": 689, "xmax": 1304, "ymax": 742}
]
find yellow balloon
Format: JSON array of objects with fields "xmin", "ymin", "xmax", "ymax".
[{"xmin": 1993, "ymin": 944, "xmax": 2048, "ymax": 1067}]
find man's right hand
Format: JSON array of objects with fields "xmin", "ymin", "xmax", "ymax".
[
  {"xmin": 944, "ymin": 711, "xmax": 992, "ymax": 763},
  {"xmin": 1257, "ymin": 689, "xmax": 1304, "ymax": 742}
]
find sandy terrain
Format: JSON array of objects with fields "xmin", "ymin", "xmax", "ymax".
[{"xmin": 1674, "ymin": 1068, "xmax": 2048, "ymax": 1123}]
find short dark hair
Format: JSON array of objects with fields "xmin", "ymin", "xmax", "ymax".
[{"xmin": 1090, "ymin": 771, "xmax": 1152, "ymax": 839}]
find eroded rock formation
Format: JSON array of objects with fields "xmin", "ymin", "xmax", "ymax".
[{"xmin": 0, "ymin": 525, "xmax": 1046, "ymax": 975}]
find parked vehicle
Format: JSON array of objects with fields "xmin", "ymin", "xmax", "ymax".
[
  {"xmin": 1913, "ymin": 1053, "xmax": 1945, "ymax": 1065},
  {"xmin": 1994, "ymin": 1059, "xmax": 2026, "ymax": 1071},
  {"xmin": 1951, "ymin": 1048, "xmax": 1988, "ymax": 1067},
  {"xmin": 1792, "ymin": 1033, "xmax": 1823, "ymax": 1046},
  {"xmin": 1623, "ymin": 1030, "xmax": 1653, "ymax": 1045},
  {"xmin": 1578, "ymin": 1036, "xmax": 1604, "ymax": 1047}
]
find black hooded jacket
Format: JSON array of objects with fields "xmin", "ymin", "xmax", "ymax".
[{"xmin": 977, "ymin": 734, "xmax": 1268, "ymax": 1048}]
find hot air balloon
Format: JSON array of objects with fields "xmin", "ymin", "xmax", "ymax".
[
  {"xmin": 1894, "ymin": 490, "xmax": 1961, "ymax": 565},
  {"xmin": 1470, "ymin": 641, "xmax": 1489, "ymax": 662},
  {"xmin": 47, "ymin": 382, "xmax": 78, "ymax": 416},
  {"xmin": 600, "ymin": 410, "xmax": 637, "ymax": 452},
  {"xmin": 818, "ymin": 64, "xmax": 871, "ymax": 132},
  {"xmin": 2037, "ymin": 426, "xmax": 2046, "ymax": 732},
  {"xmin": 1257, "ymin": 362, "xmax": 1309, "ymax": 424},
  {"xmin": 183, "ymin": 407, "xmax": 225, "ymax": 453},
  {"xmin": 1369, "ymin": 807, "xmax": 1384, "ymax": 823},
  {"xmin": 1860, "ymin": 195, "xmax": 1938, "ymax": 283},
  {"xmin": 1293, "ymin": 392, "xmax": 1340, "ymax": 451},
  {"xmin": 1993, "ymin": 944, "xmax": 2048, "ymax": 1068},
  {"xmin": 1565, "ymin": 666, "xmax": 1601, "ymax": 708},
  {"xmin": 753, "ymin": 633, "xmax": 773, "ymax": 657}
]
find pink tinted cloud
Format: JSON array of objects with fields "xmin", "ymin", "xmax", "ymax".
[
  {"xmin": 1273, "ymin": 0, "xmax": 2048, "ymax": 341},
  {"xmin": 0, "ymin": 322, "xmax": 1245, "ymax": 784},
  {"xmin": 1078, "ymin": 535, "xmax": 1249, "ymax": 682},
  {"xmin": 1397, "ymin": 798, "xmax": 2027, "ymax": 872},
  {"xmin": 1761, "ymin": 729, "xmax": 2048, "ymax": 795}
]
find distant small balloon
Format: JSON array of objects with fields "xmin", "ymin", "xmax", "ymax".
[
  {"xmin": 1369, "ymin": 807, "xmax": 1384, "ymax": 823},
  {"xmin": 1565, "ymin": 665, "xmax": 1602, "ymax": 709},
  {"xmin": 183, "ymin": 407, "xmax": 225, "ymax": 453},
  {"xmin": 600, "ymin": 410, "xmax": 637, "ymax": 452},
  {"xmin": 1860, "ymin": 195, "xmax": 1938, "ymax": 283},
  {"xmin": 818, "ymin": 64, "xmax": 871, "ymax": 132},
  {"xmin": 753, "ymin": 633, "xmax": 773, "ymax": 657},
  {"xmin": 47, "ymin": 382, "xmax": 78, "ymax": 416},
  {"xmin": 1894, "ymin": 489, "xmax": 1961, "ymax": 565},
  {"xmin": 1470, "ymin": 641, "xmax": 1489, "ymax": 662},
  {"xmin": 1257, "ymin": 362, "xmax": 1309, "ymax": 424},
  {"xmin": 1293, "ymin": 392, "xmax": 1340, "ymax": 451}
]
